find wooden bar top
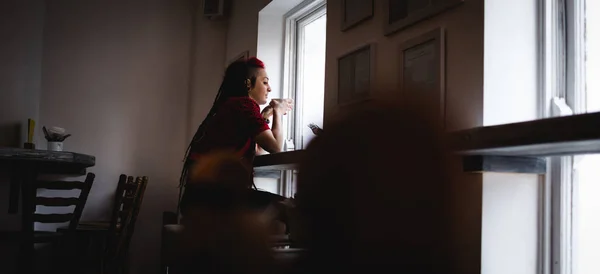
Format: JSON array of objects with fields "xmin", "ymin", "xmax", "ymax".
[
  {"xmin": 254, "ymin": 150, "xmax": 305, "ymax": 170},
  {"xmin": 254, "ymin": 112, "xmax": 600, "ymax": 170},
  {"xmin": 449, "ymin": 111, "xmax": 600, "ymax": 157}
]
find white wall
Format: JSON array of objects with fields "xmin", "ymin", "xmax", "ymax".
[
  {"xmin": 0, "ymin": 1, "xmax": 46, "ymax": 271},
  {"xmin": 257, "ymin": 12, "xmax": 285, "ymax": 98},
  {"xmin": 225, "ymin": 0, "xmax": 272, "ymax": 61},
  {"xmin": 187, "ymin": 5, "xmax": 228, "ymax": 138},
  {"xmin": 0, "ymin": 0, "xmax": 45, "ymax": 147},
  {"xmin": 256, "ymin": 0, "xmax": 305, "ymax": 100},
  {"xmin": 39, "ymin": 1, "xmax": 192, "ymax": 273}
]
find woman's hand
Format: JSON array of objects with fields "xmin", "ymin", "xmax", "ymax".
[
  {"xmin": 269, "ymin": 99, "xmax": 293, "ymax": 115},
  {"xmin": 261, "ymin": 105, "xmax": 274, "ymax": 119}
]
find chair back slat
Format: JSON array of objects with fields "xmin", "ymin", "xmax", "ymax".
[
  {"xmin": 67, "ymin": 173, "xmax": 95, "ymax": 230},
  {"xmin": 35, "ymin": 180, "xmax": 90, "ymax": 190},
  {"xmin": 33, "ymin": 173, "xmax": 95, "ymax": 231},
  {"xmin": 123, "ymin": 183, "xmax": 138, "ymax": 191},
  {"xmin": 35, "ymin": 197, "xmax": 80, "ymax": 207},
  {"xmin": 107, "ymin": 174, "xmax": 128, "ymax": 234},
  {"xmin": 33, "ymin": 213, "xmax": 74, "ymax": 223},
  {"xmin": 118, "ymin": 211, "xmax": 130, "ymax": 221},
  {"xmin": 117, "ymin": 176, "xmax": 148, "ymax": 254},
  {"xmin": 105, "ymin": 175, "xmax": 144, "ymax": 250},
  {"xmin": 103, "ymin": 175, "xmax": 148, "ymax": 274}
]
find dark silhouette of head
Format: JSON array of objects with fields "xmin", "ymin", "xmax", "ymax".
[{"xmin": 295, "ymin": 99, "xmax": 455, "ymax": 273}]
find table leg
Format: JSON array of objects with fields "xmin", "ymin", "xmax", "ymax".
[
  {"xmin": 17, "ymin": 167, "xmax": 37, "ymax": 274},
  {"xmin": 8, "ymin": 165, "xmax": 21, "ymax": 214}
]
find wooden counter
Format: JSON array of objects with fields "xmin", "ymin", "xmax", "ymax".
[
  {"xmin": 254, "ymin": 150, "xmax": 305, "ymax": 171},
  {"xmin": 0, "ymin": 148, "xmax": 96, "ymax": 213},
  {"xmin": 253, "ymin": 112, "xmax": 600, "ymax": 173},
  {"xmin": 449, "ymin": 111, "xmax": 600, "ymax": 157}
]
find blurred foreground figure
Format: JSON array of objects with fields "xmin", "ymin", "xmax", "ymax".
[
  {"xmin": 172, "ymin": 98, "xmax": 458, "ymax": 274},
  {"xmin": 172, "ymin": 150, "xmax": 274, "ymax": 274},
  {"xmin": 295, "ymin": 98, "xmax": 456, "ymax": 274}
]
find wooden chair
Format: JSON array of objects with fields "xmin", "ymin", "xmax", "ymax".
[
  {"xmin": 56, "ymin": 174, "xmax": 148, "ymax": 274},
  {"xmin": 18, "ymin": 172, "xmax": 95, "ymax": 274},
  {"xmin": 77, "ymin": 174, "xmax": 130, "ymax": 230},
  {"xmin": 55, "ymin": 174, "xmax": 128, "ymax": 272},
  {"xmin": 102, "ymin": 176, "xmax": 148, "ymax": 274}
]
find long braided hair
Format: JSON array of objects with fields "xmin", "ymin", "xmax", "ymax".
[{"xmin": 178, "ymin": 57, "xmax": 266, "ymax": 210}]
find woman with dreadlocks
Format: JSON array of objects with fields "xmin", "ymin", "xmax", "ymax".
[{"xmin": 178, "ymin": 57, "xmax": 292, "ymax": 214}]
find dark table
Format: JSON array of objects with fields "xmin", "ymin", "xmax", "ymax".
[
  {"xmin": 0, "ymin": 148, "xmax": 95, "ymax": 214},
  {"xmin": 0, "ymin": 148, "xmax": 95, "ymax": 274}
]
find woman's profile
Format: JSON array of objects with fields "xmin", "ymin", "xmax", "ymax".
[{"xmin": 178, "ymin": 57, "xmax": 292, "ymax": 212}]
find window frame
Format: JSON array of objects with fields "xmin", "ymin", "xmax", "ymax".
[
  {"xmin": 283, "ymin": 0, "xmax": 327, "ymax": 149},
  {"xmin": 538, "ymin": 0, "xmax": 561, "ymax": 273},
  {"xmin": 281, "ymin": 0, "xmax": 326, "ymax": 197},
  {"xmin": 565, "ymin": 0, "xmax": 587, "ymax": 114},
  {"xmin": 538, "ymin": 1, "xmax": 572, "ymax": 274},
  {"xmin": 562, "ymin": 1, "xmax": 598, "ymax": 274},
  {"xmin": 292, "ymin": 6, "xmax": 327, "ymax": 150},
  {"xmin": 543, "ymin": 0, "xmax": 589, "ymax": 274}
]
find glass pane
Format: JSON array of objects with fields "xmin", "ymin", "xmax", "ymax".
[
  {"xmin": 585, "ymin": 0, "xmax": 600, "ymax": 112},
  {"xmin": 572, "ymin": 153, "xmax": 600, "ymax": 274},
  {"xmin": 298, "ymin": 13, "xmax": 326, "ymax": 149},
  {"xmin": 572, "ymin": 2, "xmax": 600, "ymax": 274}
]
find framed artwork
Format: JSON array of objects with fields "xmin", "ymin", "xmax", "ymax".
[
  {"xmin": 337, "ymin": 43, "xmax": 376, "ymax": 106},
  {"xmin": 227, "ymin": 50, "xmax": 249, "ymax": 66},
  {"xmin": 341, "ymin": 0, "xmax": 374, "ymax": 31},
  {"xmin": 383, "ymin": 0, "xmax": 463, "ymax": 36},
  {"xmin": 398, "ymin": 28, "xmax": 446, "ymax": 124}
]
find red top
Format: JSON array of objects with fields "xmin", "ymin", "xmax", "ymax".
[{"xmin": 188, "ymin": 96, "xmax": 270, "ymax": 163}]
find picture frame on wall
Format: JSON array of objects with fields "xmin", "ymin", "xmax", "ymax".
[
  {"xmin": 337, "ymin": 43, "xmax": 376, "ymax": 106},
  {"xmin": 341, "ymin": 0, "xmax": 374, "ymax": 31},
  {"xmin": 383, "ymin": 0, "xmax": 463, "ymax": 36},
  {"xmin": 227, "ymin": 50, "xmax": 249, "ymax": 67},
  {"xmin": 398, "ymin": 28, "xmax": 446, "ymax": 124}
]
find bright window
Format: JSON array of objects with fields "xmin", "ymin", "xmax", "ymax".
[
  {"xmin": 547, "ymin": 0, "xmax": 600, "ymax": 273},
  {"xmin": 285, "ymin": 3, "xmax": 326, "ymax": 151},
  {"xmin": 281, "ymin": 0, "xmax": 326, "ymax": 197},
  {"xmin": 570, "ymin": 1, "xmax": 600, "ymax": 274},
  {"xmin": 582, "ymin": 0, "xmax": 600, "ymax": 113},
  {"xmin": 294, "ymin": 9, "xmax": 326, "ymax": 149}
]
